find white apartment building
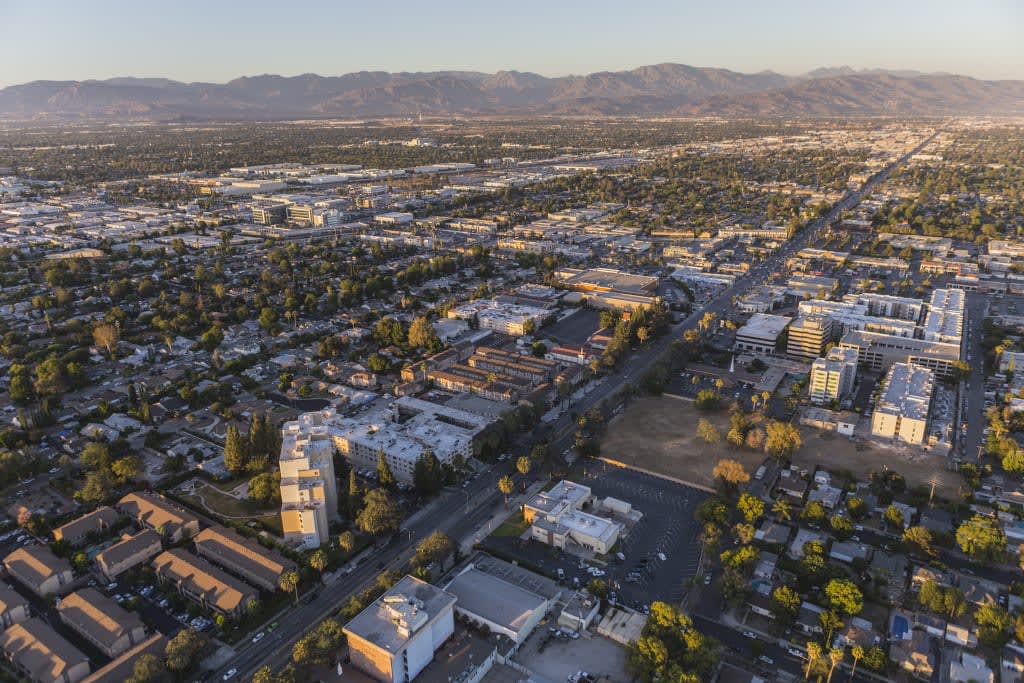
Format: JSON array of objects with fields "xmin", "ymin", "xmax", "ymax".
[
  {"xmin": 922, "ymin": 289, "xmax": 964, "ymax": 345},
  {"xmin": 447, "ymin": 299, "xmax": 548, "ymax": 336},
  {"xmin": 278, "ymin": 418, "xmax": 339, "ymax": 549},
  {"xmin": 871, "ymin": 363, "xmax": 935, "ymax": 446},
  {"xmin": 809, "ymin": 347, "xmax": 858, "ymax": 405}
]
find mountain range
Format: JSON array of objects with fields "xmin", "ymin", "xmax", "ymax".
[{"xmin": 1, "ymin": 64, "xmax": 1022, "ymax": 121}]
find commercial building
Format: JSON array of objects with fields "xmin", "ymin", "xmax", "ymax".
[
  {"xmin": 718, "ymin": 223, "xmax": 789, "ymax": 240},
  {"xmin": 787, "ymin": 315, "xmax": 835, "ymax": 360},
  {"xmin": 344, "ymin": 575, "xmax": 456, "ymax": 683},
  {"xmin": 152, "ymin": 549, "xmax": 258, "ymax": 618},
  {"xmin": 57, "ymin": 588, "xmax": 146, "ymax": 658},
  {"xmin": 447, "ymin": 299, "xmax": 548, "ymax": 336},
  {"xmin": 3, "ymin": 545, "xmax": 74, "ymax": 597},
  {"xmin": 871, "ymin": 363, "xmax": 935, "ymax": 445},
  {"xmin": 839, "ymin": 330, "xmax": 961, "ymax": 379},
  {"xmin": 443, "ymin": 554, "xmax": 560, "ymax": 645},
  {"xmin": 194, "ymin": 526, "xmax": 297, "ymax": 592},
  {"xmin": 734, "ymin": 314, "xmax": 791, "ymax": 355},
  {"xmin": 523, "ymin": 481, "xmax": 623, "ymax": 554},
  {"xmin": 555, "ymin": 267, "xmax": 660, "ymax": 311},
  {"xmin": 0, "ymin": 618, "xmax": 90, "ymax": 683},
  {"xmin": 0, "ymin": 584, "xmax": 30, "ymax": 630},
  {"xmin": 797, "ymin": 298, "xmax": 918, "ymax": 338},
  {"xmin": 787, "ymin": 275, "xmax": 838, "ymax": 299},
  {"xmin": 52, "ymin": 507, "xmax": 120, "ymax": 547},
  {"xmin": 116, "ymin": 492, "xmax": 200, "ymax": 544},
  {"xmin": 809, "ymin": 347, "xmax": 859, "ymax": 405},
  {"xmin": 94, "ymin": 530, "xmax": 162, "ymax": 580}
]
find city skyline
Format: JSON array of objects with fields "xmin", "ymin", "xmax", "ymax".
[{"xmin": 2, "ymin": 0, "xmax": 1022, "ymax": 88}]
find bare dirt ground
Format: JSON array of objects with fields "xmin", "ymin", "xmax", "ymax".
[
  {"xmin": 602, "ymin": 396, "xmax": 764, "ymax": 490},
  {"xmin": 603, "ymin": 396, "xmax": 961, "ymax": 496}
]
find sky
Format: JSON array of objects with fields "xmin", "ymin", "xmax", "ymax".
[{"xmin": 1, "ymin": 0, "xmax": 1022, "ymax": 87}]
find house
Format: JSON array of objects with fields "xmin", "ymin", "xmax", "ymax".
[
  {"xmin": 788, "ymin": 529, "xmax": 824, "ymax": 559},
  {"xmin": 834, "ymin": 616, "xmax": 881, "ymax": 648},
  {"xmin": 0, "ymin": 584, "xmax": 30, "ymax": 630},
  {"xmin": 949, "ymin": 652, "xmax": 994, "ymax": 683},
  {"xmin": 1002, "ymin": 643, "xmax": 1024, "ymax": 683},
  {"xmin": 776, "ymin": 471, "xmax": 810, "ymax": 501},
  {"xmin": 870, "ymin": 550, "xmax": 908, "ymax": 599},
  {"xmin": 795, "ymin": 602, "xmax": 824, "ymax": 636},
  {"xmin": 829, "ymin": 541, "xmax": 870, "ymax": 564},
  {"xmin": 116, "ymin": 492, "xmax": 200, "ymax": 543},
  {"xmin": 891, "ymin": 630, "xmax": 935, "ymax": 680},
  {"xmin": 960, "ymin": 575, "xmax": 1003, "ymax": 607},
  {"xmin": 911, "ymin": 565, "xmax": 953, "ymax": 591},
  {"xmin": 52, "ymin": 507, "xmax": 120, "ymax": 547},
  {"xmin": 193, "ymin": 526, "xmax": 297, "ymax": 593},
  {"xmin": 2, "ymin": 545, "xmax": 74, "ymax": 597},
  {"xmin": 943, "ymin": 622, "xmax": 978, "ymax": 649},
  {"xmin": 57, "ymin": 588, "xmax": 147, "ymax": 658},
  {"xmin": 94, "ymin": 530, "xmax": 163, "ymax": 580},
  {"xmin": 747, "ymin": 591, "xmax": 774, "ymax": 619},
  {"xmin": 80, "ymin": 633, "xmax": 167, "ymax": 683},
  {"xmin": 754, "ymin": 521, "xmax": 791, "ymax": 546},
  {"xmin": 344, "ymin": 575, "xmax": 456, "ymax": 683},
  {"xmin": 152, "ymin": 549, "xmax": 258, "ymax": 618},
  {"xmin": 0, "ymin": 617, "xmax": 90, "ymax": 683},
  {"xmin": 919, "ymin": 508, "xmax": 953, "ymax": 534}
]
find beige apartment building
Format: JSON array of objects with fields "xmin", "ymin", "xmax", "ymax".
[
  {"xmin": 0, "ymin": 618, "xmax": 90, "ymax": 683},
  {"xmin": 871, "ymin": 363, "xmax": 935, "ymax": 445},
  {"xmin": 809, "ymin": 347, "xmax": 858, "ymax": 405},
  {"xmin": 153, "ymin": 549, "xmax": 258, "ymax": 618},
  {"xmin": 116, "ymin": 492, "xmax": 200, "ymax": 543},
  {"xmin": 3, "ymin": 545, "xmax": 74, "ymax": 597},
  {"xmin": 57, "ymin": 588, "xmax": 146, "ymax": 658},
  {"xmin": 0, "ymin": 584, "xmax": 30, "ymax": 630},
  {"xmin": 80, "ymin": 633, "xmax": 166, "ymax": 683},
  {"xmin": 194, "ymin": 526, "xmax": 297, "ymax": 592},
  {"xmin": 52, "ymin": 507, "xmax": 120, "ymax": 547},
  {"xmin": 94, "ymin": 529, "xmax": 163, "ymax": 580}
]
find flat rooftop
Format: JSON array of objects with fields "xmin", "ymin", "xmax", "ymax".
[
  {"xmin": 556, "ymin": 267, "xmax": 658, "ymax": 294},
  {"xmin": 876, "ymin": 362, "xmax": 934, "ymax": 420},
  {"xmin": 344, "ymin": 575, "xmax": 456, "ymax": 654},
  {"xmin": 736, "ymin": 313, "xmax": 791, "ymax": 340},
  {"xmin": 445, "ymin": 568, "xmax": 546, "ymax": 634}
]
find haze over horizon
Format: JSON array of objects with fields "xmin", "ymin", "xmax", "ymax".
[{"xmin": 2, "ymin": 0, "xmax": 1022, "ymax": 88}]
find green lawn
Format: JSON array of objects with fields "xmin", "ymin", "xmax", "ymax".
[{"xmin": 491, "ymin": 511, "xmax": 530, "ymax": 538}]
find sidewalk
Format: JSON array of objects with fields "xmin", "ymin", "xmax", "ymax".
[{"xmin": 458, "ymin": 480, "xmax": 547, "ymax": 554}]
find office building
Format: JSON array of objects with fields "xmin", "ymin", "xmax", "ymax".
[
  {"xmin": 787, "ymin": 315, "xmax": 835, "ymax": 359},
  {"xmin": 839, "ymin": 330, "xmax": 960, "ymax": 379},
  {"xmin": 871, "ymin": 363, "xmax": 935, "ymax": 445},
  {"xmin": 734, "ymin": 314, "xmax": 791, "ymax": 355},
  {"xmin": 344, "ymin": 575, "xmax": 456, "ymax": 683},
  {"xmin": 523, "ymin": 481, "xmax": 623, "ymax": 554},
  {"xmin": 809, "ymin": 347, "xmax": 859, "ymax": 405}
]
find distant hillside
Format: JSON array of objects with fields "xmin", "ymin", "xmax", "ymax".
[{"xmin": 1, "ymin": 64, "xmax": 1021, "ymax": 120}]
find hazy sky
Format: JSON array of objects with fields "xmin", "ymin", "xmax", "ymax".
[{"xmin": 1, "ymin": 0, "xmax": 1022, "ymax": 87}]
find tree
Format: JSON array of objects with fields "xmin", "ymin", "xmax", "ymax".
[
  {"xmin": 292, "ymin": 618, "xmax": 345, "ymax": 667},
  {"xmin": 515, "ymin": 455, "xmax": 532, "ymax": 484},
  {"xmin": 248, "ymin": 472, "xmax": 280, "ymax": 505},
  {"xmin": 850, "ymin": 645, "xmax": 865, "ymax": 679},
  {"xmin": 770, "ymin": 585, "xmax": 801, "ymax": 624},
  {"xmin": 956, "ymin": 514, "xmax": 1007, "ymax": 561},
  {"xmin": 258, "ymin": 307, "xmax": 278, "ymax": 332},
  {"xmin": 80, "ymin": 469, "xmax": 115, "ymax": 504},
  {"xmin": 829, "ymin": 514, "xmax": 854, "ymax": 540},
  {"xmin": 338, "ymin": 530, "xmax": 357, "ymax": 554},
  {"xmin": 862, "ymin": 646, "xmax": 887, "ymax": 673},
  {"xmin": 415, "ymin": 531, "xmax": 455, "ymax": 571},
  {"xmin": 498, "ymin": 475, "xmax": 514, "ymax": 505},
  {"xmin": 587, "ymin": 577, "xmax": 609, "ymax": 599},
  {"xmin": 696, "ymin": 418, "xmax": 720, "ymax": 445},
  {"xmin": 407, "ymin": 316, "xmax": 439, "ymax": 349},
  {"xmin": 695, "ymin": 389, "xmax": 721, "ymax": 411},
  {"xmin": 412, "ymin": 451, "xmax": 444, "ymax": 496},
  {"xmin": 804, "ymin": 642, "xmax": 823, "ymax": 681},
  {"xmin": 737, "ymin": 493, "xmax": 764, "ymax": 523},
  {"xmin": 278, "ymin": 570, "xmax": 300, "ymax": 605},
  {"xmin": 375, "ymin": 450, "xmax": 396, "ymax": 489},
  {"xmin": 772, "ymin": 499, "xmax": 792, "ymax": 521},
  {"xmin": 712, "ymin": 458, "xmax": 749, "ymax": 491},
  {"xmin": 695, "ymin": 497, "xmax": 730, "ymax": 527},
  {"xmin": 846, "ymin": 496, "xmax": 867, "ymax": 520},
  {"xmin": 764, "ymin": 421, "xmax": 801, "ymax": 458},
  {"xmin": 825, "ymin": 578, "xmax": 863, "ymax": 616},
  {"xmin": 309, "ymin": 550, "xmax": 327, "ymax": 575},
  {"xmin": 826, "ymin": 648, "xmax": 844, "ymax": 683},
  {"xmin": 976, "ymin": 601, "xmax": 1013, "ymax": 648},
  {"xmin": 126, "ymin": 653, "xmax": 169, "ymax": 683},
  {"xmin": 883, "ymin": 504, "xmax": 904, "ymax": 529},
  {"xmin": 902, "ymin": 525, "xmax": 934, "ymax": 556},
  {"xmin": 801, "ymin": 501, "xmax": 826, "ymax": 525},
  {"xmin": 356, "ymin": 488, "xmax": 403, "ymax": 535},
  {"xmin": 111, "ymin": 455, "xmax": 141, "ymax": 483},
  {"xmin": 80, "ymin": 441, "xmax": 111, "ymax": 471},
  {"xmin": 223, "ymin": 424, "xmax": 248, "ymax": 475},
  {"xmin": 347, "ymin": 469, "xmax": 362, "ymax": 518},
  {"xmin": 819, "ymin": 609, "xmax": 844, "ymax": 646},
  {"xmin": 164, "ymin": 628, "xmax": 207, "ymax": 672},
  {"xmin": 93, "ymin": 323, "xmax": 119, "ymax": 357}
]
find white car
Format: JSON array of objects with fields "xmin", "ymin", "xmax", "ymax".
[
  {"xmin": 252, "ymin": 631, "xmax": 266, "ymax": 643},
  {"xmin": 223, "ymin": 669, "xmax": 238, "ymax": 681},
  {"xmin": 742, "ymin": 630, "xmax": 757, "ymax": 639}
]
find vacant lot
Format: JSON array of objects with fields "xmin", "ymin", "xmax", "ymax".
[
  {"xmin": 603, "ymin": 396, "xmax": 959, "ymax": 496},
  {"xmin": 602, "ymin": 396, "xmax": 764, "ymax": 490}
]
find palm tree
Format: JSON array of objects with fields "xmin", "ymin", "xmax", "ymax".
[
  {"xmin": 761, "ymin": 390, "xmax": 771, "ymax": 408},
  {"xmin": 772, "ymin": 499, "xmax": 792, "ymax": 521},
  {"xmin": 826, "ymin": 647, "xmax": 844, "ymax": 683},
  {"xmin": 750, "ymin": 395, "xmax": 760, "ymax": 412},
  {"xmin": 515, "ymin": 456, "xmax": 531, "ymax": 491},
  {"xmin": 309, "ymin": 550, "xmax": 327, "ymax": 575},
  {"xmin": 279, "ymin": 570, "xmax": 300, "ymax": 606},
  {"xmin": 804, "ymin": 642, "xmax": 822, "ymax": 681},
  {"xmin": 850, "ymin": 645, "xmax": 864, "ymax": 679},
  {"xmin": 498, "ymin": 476, "xmax": 514, "ymax": 506}
]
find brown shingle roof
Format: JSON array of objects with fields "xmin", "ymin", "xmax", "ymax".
[
  {"xmin": 80, "ymin": 633, "xmax": 167, "ymax": 683},
  {"xmin": 53, "ymin": 507, "xmax": 120, "ymax": 545},
  {"xmin": 2, "ymin": 545, "xmax": 72, "ymax": 592},
  {"xmin": 94, "ymin": 530, "xmax": 162, "ymax": 572},
  {"xmin": 152, "ymin": 549, "xmax": 257, "ymax": 614},
  {"xmin": 57, "ymin": 588, "xmax": 143, "ymax": 652},
  {"xmin": 116, "ymin": 492, "xmax": 199, "ymax": 537},
  {"xmin": 0, "ymin": 617, "xmax": 88, "ymax": 682},
  {"xmin": 193, "ymin": 526, "xmax": 296, "ymax": 590},
  {"xmin": 0, "ymin": 583, "xmax": 29, "ymax": 615}
]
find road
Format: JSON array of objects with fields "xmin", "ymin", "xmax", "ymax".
[
  {"xmin": 213, "ymin": 132, "xmax": 940, "ymax": 682},
  {"xmin": 959, "ymin": 292, "xmax": 988, "ymax": 462}
]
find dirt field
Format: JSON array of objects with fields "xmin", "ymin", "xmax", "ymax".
[
  {"xmin": 603, "ymin": 395, "xmax": 960, "ymax": 496},
  {"xmin": 602, "ymin": 396, "xmax": 764, "ymax": 490}
]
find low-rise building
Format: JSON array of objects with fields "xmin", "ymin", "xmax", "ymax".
[
  {"xmin": 871, "ymin": 363, "xmax": 934, "ymax": 445},
  {"xmin": 52, "ymin": 507, "xmax": 120, "ymax": 547},
  {"xmin": 523, "ymin": 481, "xmax": 623, "ymax": 554},
  {"xmin": 0, "ymin": 617, "xmax": 90, "ymax": 683},
  {"xmin": 57, "ymin": 588, "xmax": 146, "ymax": 658},
  {"xmin": 80, "ymin": 633, "xmax": 166, "ymax": 683},
  {"xmin": 94, "ymin": 529, "xmax": 163, "ymax": 580},
  {"xmin": 344, "ymin": 575, "xmax": 456, "ymax": 683},
  {"xmin": 116, "ymin": 492, "xmax": 200, "ymax": 543},
  {"xmin": 152, "ymin": 549, "xmax": 258, "ymax": 618},
  {"xmin": 0, "ymin": 584, "xmax": 30, "ymax": 630},
  {"xmin": 194, "ymin": 526, "xmax": 297, "ymax": 592},
  {"xmin": 3, "ymin": 545, "xmax": 74, "ymax": 597},
  {"xmin": 734, "ymin": 313, "xmax": 791, "ymax": 355}
]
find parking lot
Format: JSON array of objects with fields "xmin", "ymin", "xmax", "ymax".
[
  {"xmin": 483, "ymin": 466, "xmax": 709, "ymax": 610},
  {"xmin": 543, "ymin": 308, "xmax": 602, "ymax": 346},
  {"xmin": 516, "ymin": 626, "xmax": 629, "ymax": 683}
]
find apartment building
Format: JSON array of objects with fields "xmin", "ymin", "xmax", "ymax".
[
  {"xmin": 839, "ymin": 330, "xmax": 961, "ymax": 379},
  {"xmin": 871, "ymin": 363, "xmax": 935, "ymax": 445},
  {"xmin": 3, "ymin": 545, "xmax": 74, "ymax": 597},
  {"xmin": 52, "ymin": 507, "xmax": 120, "ymax": 547},
  {"xmin": 80, "ymin": 634, "xmax": 166, "ymax": 683},
  {"xmin": 153, "ymin": 549, "xmax": 258, "ymax": 618},
  {"xmin": 278, "ymin": 419, "xmax": 338, "ymax": 549},
  {"xmin": 809, "ymin": 347, "xmax": 859, "ymax": 405},
  {"xmin": 194, "ymin": 526, "xmax": 297, "ymax": 592},
  {"xmin": 718, "ymin": 223, "xmax": 789, "ymax": 240},
  {"xmin": 94, "ymin": 529, "xmax": 163, "ymax": 581},
  {"xmin": 344, "ymin": 576, "xmax": 456, "ymax": 683},
  {"xmin": 734, "ymin": 313, "xmax": 791, "ymax": 355},
  {"xmin": 0, "ymin": 618, "xmax": 90, "ymax": 683},
  {"xmin": 447, "ymin": 299, "xmax": 549, "ymax": 336},
  {"xmin": 922, "ymin": 289, "xmax": 964, "ymax": 345},
  {"xmin": 787, "ymin": 315, "xmax": 835, "ymax": 359},
  {"xmin": 0, "ymin": 584, "xmax": 30, "ymax": 630},
  {"xmin": 116, "ymin": 492, "xmax": 200, "ymax": 543},
  {"xmin": 57, "ymin": 588, "xmax": 146, "ymax": 658}
]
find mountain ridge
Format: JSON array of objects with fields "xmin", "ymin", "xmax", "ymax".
[{"xmin": 1, "ymin": 64, "xmax": 1021, "ymax": 120}]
